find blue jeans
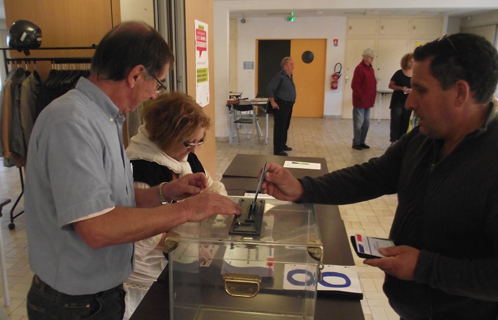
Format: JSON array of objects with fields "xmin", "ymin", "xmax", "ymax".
[
  {"xmin": 27, "ymin": 275, "xmax": 125, "ymax": 320},
  {"xmin": 352, "ymin": 107, "xmax": 371, "ymax": 146}
]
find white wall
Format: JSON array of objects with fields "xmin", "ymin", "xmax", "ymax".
[
  {"xmin": 236, "ymin": 16, "xmax": 347, "ymax": 115},
  {"xmin": 214, "ymin": 1, "xmax": 498, "ymax": 138},
  {"xmin": 120, "ymin": 0, "xmax": 154, "ymax": 25},
  {"xmin": 214, "ymin": 6, "xmax": 231, "ymax": 138},
  {"xmin": 460, "ymin": 10, "xmax": 498, "ymax": 29},
  {"xmin": 447, "ymin": 17, "xmax": 462, "ymax": 34}
]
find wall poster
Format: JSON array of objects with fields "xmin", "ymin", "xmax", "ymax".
[{"xmin": 195, "ymin": 20, "xmax": 209, "ymax": 107}]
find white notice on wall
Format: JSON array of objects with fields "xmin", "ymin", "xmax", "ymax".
[{"xmin": 195, "ymin": 20, "xmax": 209, "ymax": 107}]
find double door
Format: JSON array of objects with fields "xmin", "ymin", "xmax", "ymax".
[{"xmin": 257, "ymin": 39, "xmax": 326, "ymax": 118}]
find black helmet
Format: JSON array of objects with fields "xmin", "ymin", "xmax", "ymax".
[{"xmin": 7, "ymin": 20, "xmax": 42, "ymax": 49}]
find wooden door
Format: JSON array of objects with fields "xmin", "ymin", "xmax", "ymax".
[
  {"xmin": 257, "ymin": 40, "xmax": 291, "ymax": 98},
  {"xmin": 342, "ymin": 38, "xmax": 376, "ymax": 119},
  {"xmin": 290, "ymin": 39, "xmax": 326, "ymax": 118}
]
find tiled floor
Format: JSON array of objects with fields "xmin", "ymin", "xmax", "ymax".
[{"xmin": 0, "ymin": 116, "xmax": 399, "ymax": 320}]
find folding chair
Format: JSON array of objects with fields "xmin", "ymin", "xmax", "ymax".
[{"xmin": 231, "ymin": 101, "xmax": 263, "ymax": 146}]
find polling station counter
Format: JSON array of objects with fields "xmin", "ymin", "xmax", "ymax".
[{"xmin": 130, "ymin": 154, "xmax": 364, "ymax": 320}]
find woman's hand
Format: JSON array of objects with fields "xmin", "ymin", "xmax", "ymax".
[{"xmin": 163, "ymin": 172, "xmax": 208, "ymax": 201}]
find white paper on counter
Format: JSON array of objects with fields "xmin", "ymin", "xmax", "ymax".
[
  {"xmin": 244, "ymin": 192, "xmax": 275, "ymax": 199},
  {"xmin": 283, "ymin": 264, "xmax": 362, "ymax": 294},
  {"xmin": 317, "ymin": 265, "xmax": 362, "ymax": 293},
  {"xmin": 284, "ymin": 161, "xmax": 321, "ymax": 170}
]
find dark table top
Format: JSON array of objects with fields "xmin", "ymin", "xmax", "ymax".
[
  {"xmin": 222, "ymin": 153, "xmax": 328, "ymax": 179},
  {"xmin": 132, "ymin": 279, "xmax": 364, "ymax": 320},
  {"xmin": 130, "ymin": 201, "xmax": 363, "ymax": 320},
  {"xmin": 130, "ymin": 154, "xmax": 364, "ymax": 320}
]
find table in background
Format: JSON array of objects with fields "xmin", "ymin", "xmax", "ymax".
[
  {"xmin": 227, "ymin": 98, "xmax": 269, "ymax": 145},
  {"xmin": 376, "ymin": 90, "xmax": 392, "ymax": 123},
  {"xmin": 222, "ymin": 154, "xmax": 327, "ymax": 180},
  {"xmin": 246, "ymin": 98, "xmax": 269, "ymax": 145}
]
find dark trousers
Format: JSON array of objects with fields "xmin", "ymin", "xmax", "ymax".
[
  {"xmin": 273, "ymin": 100, "xmax": 294, "ymax": 153},
  {"xmin": 27, "ymin": 275, "xmax": 126, "ymax": 320},
  {"xmin": 390, "ymin": 106, "xmax": 412, "ymax": 142}
]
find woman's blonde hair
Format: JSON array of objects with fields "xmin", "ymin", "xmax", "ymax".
[
  {"xmin": 400, "ymin": 53, "xmax": 414, "ymax": 70},
  {"xmin": 143, "ymin": 92, "xmax": 211, "ymax": 152}
]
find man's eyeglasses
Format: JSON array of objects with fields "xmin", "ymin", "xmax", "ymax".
[
  {"xmin": 438, "ymin": 34, "xmax": 459, "ymax": 57},
  {"xmin": 436, "ymin": 34, "xmax": 468, "ymax": 78},
  {"xmin": 183, "ymin": 139, "xmax": 204, "ymax": 148},
  {"xmin": 153, "ymin": 75, "xmax": 168, "ymax": 92}
]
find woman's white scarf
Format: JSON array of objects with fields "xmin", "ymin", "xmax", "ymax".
[{"xmin": 125, "ymin": 125, "xmax": 192, "ymax": 177}]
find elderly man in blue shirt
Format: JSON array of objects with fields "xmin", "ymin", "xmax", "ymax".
[{"xmin": 24, "ymin": 21, "xmax": 240, "ymax": 320}]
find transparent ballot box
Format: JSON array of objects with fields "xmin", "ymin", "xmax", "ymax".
[{"xmin": 165, "ymin": 197, "xmax": 323, "ymax": 320}]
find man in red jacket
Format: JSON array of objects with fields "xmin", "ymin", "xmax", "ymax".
[{"xmin": 351, "ymin": 48, "xmax": 377, "ymax": 150}]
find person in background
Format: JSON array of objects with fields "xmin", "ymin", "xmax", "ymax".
[
  {"xmin": 389, "ymin": 53, "xmax": 414, "ymax": 147},
  {"xmin": 259, "ymin": 33, "xmax": 498, "ymax": 320},
  {"xmin": 351, "ymin": 48, "xmax": 377, "ymax": 150},
  {"xmin": 123, "ymin": 92, "xmax": 227, "ymax": 319},
  {"xmin": 266, "ymin": 57, "xmax": 296, "ymax": 156},
  {"xmin": 24, "ymin": 21, "xmax": 240, "ymax": 320}
]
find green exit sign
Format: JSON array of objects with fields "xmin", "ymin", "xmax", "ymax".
[{"xmin": 286, "ymin": 16, "xmax": 295, "ymax": 22}]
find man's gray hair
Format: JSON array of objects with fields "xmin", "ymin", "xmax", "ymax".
[{"xmin": 281, "ymin": 57, "xmax": 292, "ymax": 68}]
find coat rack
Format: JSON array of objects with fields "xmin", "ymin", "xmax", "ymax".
[{"xmin": 0, "ymin": 45, "xmax": 95, "ymax": 229}]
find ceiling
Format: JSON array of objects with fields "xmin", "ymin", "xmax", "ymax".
[
  {"xmin": 229, "ymin": 8, "xmax": 493, "ymax": 19},
  {"xmin": 0, "ymin": 1, "xmax": 491, "ymax": 22}
]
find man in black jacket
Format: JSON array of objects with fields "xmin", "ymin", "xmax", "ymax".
[{"xmin": 260, "ymin": 34, "xmax": 498, "ymax": 320}]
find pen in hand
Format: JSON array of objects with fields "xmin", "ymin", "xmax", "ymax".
[{"xmin": 251, "ymin": 161, "xmax": 267, "ymax": 212}]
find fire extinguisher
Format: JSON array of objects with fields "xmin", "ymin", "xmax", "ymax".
[{"xmin": 331, "ymin": 63, "xmax": 342, "ymax": 90}]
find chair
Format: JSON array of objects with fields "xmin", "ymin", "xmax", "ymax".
[{"xmin": 230, "ymin": 101, "xmax": 263, "ymax": 146}]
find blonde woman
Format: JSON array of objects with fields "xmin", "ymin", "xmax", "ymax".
[
  {"xmin": 388, "ymin": 53, "xmax": 414, "ymax": 146},
  {"xmin": 123, "ymin": 92, "xmax": 226, "ymax": 319}
]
